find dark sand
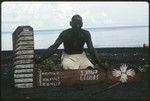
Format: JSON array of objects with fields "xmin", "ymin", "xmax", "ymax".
[{"xmin": 1, "ymin": 48, "xmax": 149, "ymax": 101}]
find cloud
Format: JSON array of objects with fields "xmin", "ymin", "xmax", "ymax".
[
  {"xmin": 1, "ymin": 1, "xmax": 149, "ymax": 32},
  {"xmin": 1, "ymin": 1, "xmax": 149, "ymax": 50}
]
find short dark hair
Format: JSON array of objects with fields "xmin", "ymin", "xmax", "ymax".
[{"xmin": 71, "ymin": 14, "xmax": 82, "ymax": 22}]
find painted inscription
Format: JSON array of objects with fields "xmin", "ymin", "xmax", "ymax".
[
  {"xmin": 41, "ymin": 71, "xmax": 61, "ymax": 86},
  {"xmin": 80, "ymin": 70, "xmax": 99, "ymax": 81}
]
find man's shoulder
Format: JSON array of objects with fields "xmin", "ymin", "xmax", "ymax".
[
  {"xmin": 59, "ymin": 28, "xmax": 72, "ymax": 37},
  {"xmin": 61, "ymin": 28, "xmax": 72, "ymax": 33},
  {"xmin": 81, "ymin": 29, "xmax": 91, "ymax": 36},
  {"xmin": 81, "ymin": 29, "xmax": 90, "ymax": 33}
]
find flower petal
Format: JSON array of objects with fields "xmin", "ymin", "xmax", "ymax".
[
  {"xmin": 127, "ymin": 69, "xmax": 135, "ymax": 77},
  {"xmin": 120, "ymin": 73, "xmax": 128, "ymax": 83},
  {"xmin": 112, "ymin": 69, "xmax": 121, "ymax": 77},
  {"xmin": 120, "ymin": 64, "xmax": 128, "ymax": 73}
]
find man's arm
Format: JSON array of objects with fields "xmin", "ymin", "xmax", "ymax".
[
  {"xmin": 35, "ymin": 32, "xmax": 63, "ymax": 63},
  {"xmin": 85, "ymin": 32, "xmax": 107, "ymax": 70}
]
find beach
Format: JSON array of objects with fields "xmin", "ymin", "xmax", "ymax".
[{"xmin": 1, "ymin": 48, "xmax": 149, "ymax": 101}]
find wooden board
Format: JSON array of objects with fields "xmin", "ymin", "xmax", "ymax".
[
  {"xmin": 37, "ymin": 68, "xmax": 141, "ymax": 87},
  {"xmin": 38, "ymin": 69, "xmax": 106, "ymax": 87}
]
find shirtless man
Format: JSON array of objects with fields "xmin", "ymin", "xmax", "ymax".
[{"xmin": 35, "ymin": 14, "xmax": 107, "ymax": 70}]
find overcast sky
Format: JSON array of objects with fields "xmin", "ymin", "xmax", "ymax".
[{"xmin": 1, "ymin": 1, "xmax": 149, "ymax": 32}]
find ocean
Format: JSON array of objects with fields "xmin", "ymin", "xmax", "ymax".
[{"xmin": 2, "ymin": 26, "xmax": 149, "ymax": 50}]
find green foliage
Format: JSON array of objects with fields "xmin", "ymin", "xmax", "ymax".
[{"xmin": 39, "ymin": 58, "xmax": 56, "ymax": 70}]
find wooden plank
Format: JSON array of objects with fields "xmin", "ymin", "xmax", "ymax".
[
  {"xmin": 39, "ymin": 69, "xmax": 106, "ymax": 87},
  {"xmin": 15, "ymin": 45, "xmax": 34, "ymax": 50},
  {"xmin": 17, "ymin": 36, "xmax": 33, "ymax": 42},
  {"xmin": 15, "ymin": 54, "xmax": 34, "ymax": 59},
  {"xmin": 15, "ymin": 83, "xmax": 33, "ymax": 88},
  {"xmin": 14, "ymin": 64, "xmax": 34, "ymax": 69},
  {"xmin": 16, "ymin": 42, "xmax": 34, "ymax": 47},
  {"xmin": 17, "ymin": 39, "xmax": 33, "ymax": 45},
  {"xmin": 14, "ymin": 69, "xmax": 33, "ymax": 73},
  {"xmin": 15, "ymin": 50, "xmax": 34, "ymax": 55},
  {"xmin": 37, "ymin": 68, "xmax": 141, "ymax": 87},
  {"xmin": 14, "ymin": 59, "xmax": 33, "ymax": 64},
  {"xmin": 18, "ymin": 31, "xmax": 33, "ymax": 37},
  {"xmin": 14, "ymin": 78, "xmax": 33, "ymax": 83},
  {"xmin": 14, "ymin": 74, "xmax": 33, "ymax": 78}
]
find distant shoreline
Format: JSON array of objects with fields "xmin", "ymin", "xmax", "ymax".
[
  {"xmin": 1, "ymin": 47, "xmax": 147, "ymax": 52},
  {"xmin": 2, "ymin": 25, "xmax": 148, "ymax": 33}
]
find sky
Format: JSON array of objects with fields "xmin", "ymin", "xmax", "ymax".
[
  {"xmin": 1, "ymin": 1, "xmax": 149, "ymax": 32},
  {"xmin": 1, "ymin": 1, "xmax": 149, "ymax": 50}
]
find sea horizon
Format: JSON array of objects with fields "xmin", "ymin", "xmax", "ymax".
[
  {"xmin": 2, "ymin": 25, "xmax": 148, "ymax": 33},
  {"xmin": 2, "ymin": 25, "xmax": 149, "ymax": 51}
]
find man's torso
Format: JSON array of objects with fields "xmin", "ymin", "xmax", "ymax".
[{"xmin": 61, "ymin": 28, "xmax": 89, "ymax": 54}]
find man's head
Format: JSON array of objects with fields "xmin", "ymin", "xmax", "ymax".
[{"xmin": 70, "ymin": 14, "xmax": 83, "ymax": 29}]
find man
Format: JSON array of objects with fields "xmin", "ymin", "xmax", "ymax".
[{"xmin": 35, "ymin": 14, "xmax": 107, "ymax": 70}]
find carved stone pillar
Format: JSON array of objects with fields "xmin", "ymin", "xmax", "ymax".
[{"xmin": 12, "ymin": 26, "xmax": 35, "ymax": 88}]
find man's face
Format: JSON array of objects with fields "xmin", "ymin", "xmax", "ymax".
[{"xmin": 71, "ymin": 15, "xmax": 83, "ymax": 29}]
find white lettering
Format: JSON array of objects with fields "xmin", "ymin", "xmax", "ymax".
[{"xmin": 80, "ymin": 70, "xmax": 99, "ymax": 81}]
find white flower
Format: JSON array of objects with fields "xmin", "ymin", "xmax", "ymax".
[
  {"xmin": 112, "ymin": 69, "xmax": 121, "ymax": 77},
  {"xmin": 120, "ymin": 64, "xmax": 128, "ymax": 73},
  {"xmin": 112, "ymin": 64, "xmax": 135, "ymax": 83},
  {"xmin": 126, "ymin": 69, "xmax": 135, "ymax": 77},
  {"xmin": 120, "ymin": 73, "xmax": 128, "ymax": 83}
]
